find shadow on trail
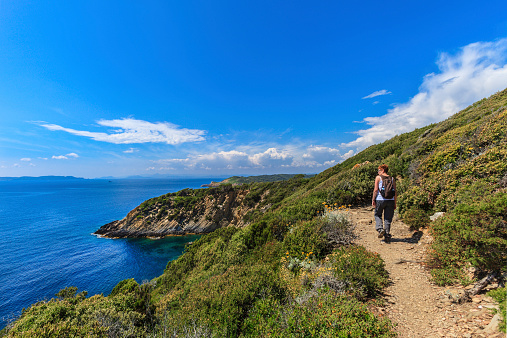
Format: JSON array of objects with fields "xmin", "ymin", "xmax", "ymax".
[{"xmin": 389, "ymin": 231, "xmax": 423, "ymax": 244}]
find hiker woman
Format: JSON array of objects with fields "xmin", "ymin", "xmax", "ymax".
[{"xmin": 372, "ymin": 164, "xmax": 396, "ymax": 243}]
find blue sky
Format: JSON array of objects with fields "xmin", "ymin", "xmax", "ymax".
[{"xmin": 1, "ymin": 1, "xmax": 507, "ymax": 178}]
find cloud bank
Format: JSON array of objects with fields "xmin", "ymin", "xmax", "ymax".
[
  {"xmin": 345, "ymin": 38, "xmax": 507, "ymax": 150},
  {"xmin": 151, "ymin": 145, "xmax": 351, "ymax": 172},
  {"xmin": 41, "ymin": 118, "xmax": 206, "ymax": 145}
]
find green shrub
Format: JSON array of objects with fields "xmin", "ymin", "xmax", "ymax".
[
  {"xmin": 242, "ymin": 293, "xmax": 395, "ymax": 337},
  {"xmin": 3, "ymin": 285, "xmax": 150, "ymax": 337},
  {"xmin": 321, "ymin": 208, "xmax": 357, "ymax": 247},
  {"xmin": 397, "ymin": 185, "xmax": 433, "ymax": 216},
  {"xmin": 283, "ymin": 218, "xmax": 328, "ymax": 260},
  {"xmin": 111, "ymin": 278, "xmax": 139, "ymax": 296},
  {"xmin": 55, "ymin": 286, "xmax": 87, "ymax": 302},
  {"xmin": 428, "ymin": 191, "xmax": 507, "ymax": 285},
  {"xmin": 402, "ymin": 208, "xmax": 430, "ymax": 231},
  {"xmin": 332, "ymin": 246, "xmax": 389, "ymax": 301},
  {"xmin": 429, "ymin": 267, "xmax": 469, "ymax": 287},
  {"xmin": 276, "ymin": 193, "xmax": 326, "ymax": 222},
  {"xmin": 244, "ymin": 189, "xmax": 263, "ymax": 207},
  {"xmin": 434, "ymin": 179, "xmax": 497, "ymax": 212},
  {"xmin": 157, "ymin": 263, "xmax": 286, "ymax": 337},
  {"xmin": 242, "ymin": 209, "xmax": 261, "ymax": 222},
  {"xmin": 243, "ymin": 220, "xmax": 278, "ymax": 249}
]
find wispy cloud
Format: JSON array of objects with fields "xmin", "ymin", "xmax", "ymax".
[
  {"xmin": 123, "ymin": 148, "xmax": 138, "ymax": 153},
  {"xmin": 344, "ymin": 38, "xmax": 507, "ymax": 150},
  {"xmin": 362, "ymin": 89, "xmax": 392, "ymax": 99},
  {"xmin": 20, "ymin": 158, "xmax": 32, "ymax": 161},
  {"xmin": 40, "ymin": 118, "xmax": 206, "ymax": 145}
]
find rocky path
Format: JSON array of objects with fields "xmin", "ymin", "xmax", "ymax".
[{"xmin": 350, "ymin": 207, "xmax": 503, "ymax": 338}]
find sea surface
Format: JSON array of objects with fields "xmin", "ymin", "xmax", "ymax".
[{"xmin": 0, "ymin": 177, "xmax": 219, "ymax": 328}]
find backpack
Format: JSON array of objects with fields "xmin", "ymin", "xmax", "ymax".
[{"xmin": 380, "ymin": 175, "xmax": 395, "ymax": 199}]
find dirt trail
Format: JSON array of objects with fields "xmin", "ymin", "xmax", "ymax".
[{"xmin": 350, "ymin": 207, "xmax": 503, "ymax": 338}]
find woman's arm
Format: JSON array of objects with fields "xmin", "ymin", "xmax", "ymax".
[{"xmin": 372, "ymin": 175, "xmax": 380, "ymax": 206}]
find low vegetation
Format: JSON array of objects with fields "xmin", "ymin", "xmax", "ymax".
[
  {"xmin": 487, "ymin": 287, "xmax": 506, "ymax": 333},
  {"xmin": 225, "ymin": 174, "xmax": 314, "ymax": 185},
  {"xmin": 2, "ymin": 89, "xmax": 506, "ymax": 336}
]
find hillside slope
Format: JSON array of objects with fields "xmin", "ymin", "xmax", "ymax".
[{"xmin": 3, "ymin": 89, "xmax": 506, "ymax": 337}]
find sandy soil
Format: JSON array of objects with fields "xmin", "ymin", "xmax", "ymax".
[{"xmin": 350, "ymin": 207, "xmax": 504, "ymax": 338}]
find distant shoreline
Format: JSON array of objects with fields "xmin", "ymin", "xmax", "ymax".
[{"xmin": 0, "ymin": 176, "xmax": 86, "ymax": 181}]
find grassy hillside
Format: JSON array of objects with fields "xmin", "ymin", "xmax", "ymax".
[{"xmin": 2, "ymin": 89, "xmax": 506, "ymax": 337}]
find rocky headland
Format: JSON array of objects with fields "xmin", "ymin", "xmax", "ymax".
[{"xmin": 94, "ymin": 186, "xmax": 269, "ymax": 238}]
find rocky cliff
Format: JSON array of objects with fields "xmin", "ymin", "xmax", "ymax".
[{"xmin": 94, "ymin": 186, "xmax": 269, "ymax": 238}]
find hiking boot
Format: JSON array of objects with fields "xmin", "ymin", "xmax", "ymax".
[
  {"xmin": 377, "ymin": 229, "xmax": 385, "ymax": 238},
  {"xmin": 384, "ymin": 234, "xmax": 392, "ymax": 243}
]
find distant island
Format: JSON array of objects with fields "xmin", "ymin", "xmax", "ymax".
[{"xmin": 0, "ymin": 176, "xmax": 86, "ymax": 181}]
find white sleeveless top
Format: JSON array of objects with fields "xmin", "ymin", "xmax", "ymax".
[{"xmin": 376, "ymin": 177, "xmax": 395, "ymax": 201}]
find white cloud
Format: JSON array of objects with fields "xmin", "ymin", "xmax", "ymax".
[
  {"xmin": 40, "ymin": 118, "xmax": 206, "ymax": 145},
  {"xmin": 295, "ymin": 146, "xmax": 351, "ymax": 168},
  {"xmin": 20, "ymin": 158, "xmax": 31, "ymax": 161},
  {"xmin": 123, "ymin": 148, "xmax": 138, "ymax": 153},
  {"xmin": 342, "ymin": 150, "xmax": 354, "ymax": 159},
  {"xmin": 345, "ymin": 38, "xmax": 507, "ymax": 150},
  {"xmin": 52, "ymin": 153, "xmax": 79, "ymax": 160},
  {"xmin": 250, "ymin": 148, "xmax": 293, "ymax": 167},
  {"xmin": 302, "ymin": 146, "xmax": 341, "ymax": 163},
  {"xmin": 362, "ymin": 89, "xmax": 392, "ymax": 99}
]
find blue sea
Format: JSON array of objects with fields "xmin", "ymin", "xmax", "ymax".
[{"xmin": 0, "ymin": 177, "xmax": 219, "ymax": 328}]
